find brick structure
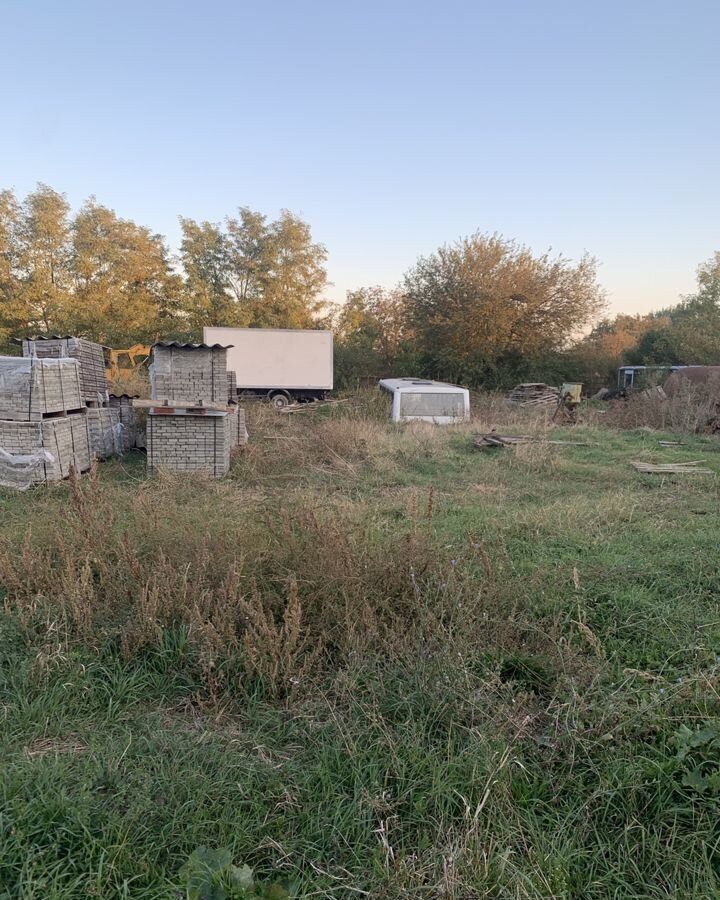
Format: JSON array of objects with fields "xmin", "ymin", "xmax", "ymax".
[
  {"xmin": 21, "ymin": 336, "xmax": 108, "ymax": 404},
  {"xmin": 147, "ymin": 412, "xmax": 231, "ymax": 476},
  {"xmin": 140, "ymin": 342, "xmax": 251, "ymax": 478},
  {"xmin": 0, "ymin": 356, "xmax": 83, "ymax": 421},
  {"xmin": 142, "ymin": 343, "xmax": 233, "ymax": 477}
]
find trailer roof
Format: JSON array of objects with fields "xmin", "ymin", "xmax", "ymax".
[
  {"xmin": 203, "ymin": 327, "xmax": 332, "ymax": 335},
  {"xmin": 379, "ymin": 377, "xmax": 467, "ymax": 393}
]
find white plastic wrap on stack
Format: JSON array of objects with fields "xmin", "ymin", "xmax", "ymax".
[
  {"xmin": 0, "ymin": 416, "xmax": 92, "ymax": 489},
  {"xmin": 109, "ymin": 395, "xmax": 138, "ymax": 451},
  {"xmin": 0, "ymin": 357, "xmax": 83, "ymax": 420},
  {"xmin": 21, "ymin": 336, "xmax": 109, "ymax": 405},
  {"xmin": 0, "ymin": 355, "xmax": 92, "ymax": 489},
  {"xmin": 87, "ymin": 407, "xmax": 123, "ymax": 459},
  {"xmin": 0, "ymin": 447, "xmax": 55, "ymax": 491}
]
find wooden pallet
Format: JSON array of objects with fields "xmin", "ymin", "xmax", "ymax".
[
  {"xmin": 631, "ymin": 460, "xmax": 712, "ymax": 475},
  {"xmin": 132, "ymin": 399, "xmax": 231, "ymax": 412}
]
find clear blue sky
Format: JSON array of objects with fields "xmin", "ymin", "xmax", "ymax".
[{"xmin": 2, "ymin": 0, "xmax": 719, "ymax": 317}]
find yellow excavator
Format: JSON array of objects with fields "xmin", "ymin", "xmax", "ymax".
[{"xmin": 105, "ymin": 344, "xmax": 151, "ymax": 381}]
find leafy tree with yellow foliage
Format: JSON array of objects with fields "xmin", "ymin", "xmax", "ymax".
[
  {"xmin": 180, "ymin": 207, "xmax": 327, "ymax": 331},
  {"xmin": 402, "ymin": 233, "xmax": 605, "ymax": 383}
]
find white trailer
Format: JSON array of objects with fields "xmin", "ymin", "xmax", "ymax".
[{"xmin": 203, "ymin": 327, "xmax": 333, "ymax": 407}]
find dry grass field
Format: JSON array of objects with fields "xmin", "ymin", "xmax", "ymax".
[{"xmin": 1, "ymin": 392, "xmax": 720, "ymax": 898}]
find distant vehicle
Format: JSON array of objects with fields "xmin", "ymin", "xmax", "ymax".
[
  {"xmin": 202, "ymin": 327, "xmax": 333, "ymax": 408},
  {"xmin": 105, "ymin": 344, "xmax": 151, "ymax": 381},
  {"xmin": 617, "ymin": 365, "xmax": 688, "ymax": 389},
  {"xmin": 379, "ymin": 377, "xmax": 470, "ymax": 424},
  {"xmin": 664, "ymin": 366, "xmax": 720, "ymax": 395}
]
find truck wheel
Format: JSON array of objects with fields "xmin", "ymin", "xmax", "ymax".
[{"xmin": 270, "ymin": 392, "xmax": 291, "ymax": 409}]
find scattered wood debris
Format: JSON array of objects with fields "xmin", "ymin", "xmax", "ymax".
[
  {"xmin": 641, "ymin": 385, "xmax": 667, "ymax": 400},
  {"xmin": 631, "ymin": 460, "xmax": 713, "ymax": 475},
  {"xmin": 506, "ymin": 383, "xmax": 560, "ymax": 406},
  {"xmin": 473, "ymin": 433, "xmax": 591, "ymax": 450}
]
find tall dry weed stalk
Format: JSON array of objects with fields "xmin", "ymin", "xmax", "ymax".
[
  {"xmin": 239, "ymin": 577, "xmax": 322, "ymax": 698},
  {"xmin": 0, "ymin": 469, "xmax": 519, "ymax": 692},
  {"xmin": 0, "ymin": 402, "xmax": 583, "ymax": 699},
  {"xmin": 593, "ymin": 381, "xmax": 720, "ymax": 433}
]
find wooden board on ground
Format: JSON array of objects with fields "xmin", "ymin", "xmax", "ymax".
[
  {"xmin": 473, "ymin": 433, "xmax": 591, "ymax": 450},
  {"xmin": 631, "ymin": 460, "xmax": 713, "ymax": 475}
]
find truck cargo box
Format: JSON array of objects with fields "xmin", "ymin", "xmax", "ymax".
[{"xmin": 202, "ymin": 327, "xmax": 333, "ymax": 401}]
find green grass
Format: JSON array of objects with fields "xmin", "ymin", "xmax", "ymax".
[{"xmin": 1, "ymin": 411, "xmax": 720, "ymax": 898}]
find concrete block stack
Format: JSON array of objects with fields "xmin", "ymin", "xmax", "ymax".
[
  {"xmin": 19, "ymin": 334, "xmax": 126, "ymax": 463},
  {"xmin": 227, "ymin": 406, "xmax": 249, "ymax": 447},
  {"xmin": 227, "ymin": 370, "xmax": 238, "ymax": 403},
  {"xmin": 86, "ymin": 407, "xmax": 122, "ymax": 459},
  {"xmin": 147, "ymin": 413, "xmax": 230, "ymax": 475},
  {"xmin": 21, "ymin": 336, "xmax": 109, "ymax": 405},
  {"xmin": 150, "ymin": 343, "xmax": 228, "ymax": 404},
  {"xmin": 109, "ymin": 394, "xmax": 138, "ymax": 451},
  {"xmin": 0, "ymin": 356, "xmax": 91, "ymax": 489},
  {"xmin": 0, "ymin": 357, "xmax": 84, "ymax": 420},
  {"xmin": 145, "ymin": 342, "xmax": 240, "ymax": 478}
]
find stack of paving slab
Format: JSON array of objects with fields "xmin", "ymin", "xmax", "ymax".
[
  {"xmin": 0, "ymin": 356, "xmax": 83, "ymax": 420},
  {"xmin": 109, "ymin": 395, "xmax": 138, "ymax": 452},
  {"xmin": 147, "ymin": 413, "xmax": 231, "ymax": 475},
  {"xmin": 227, "ymin": 406, "xmax": 248, "ymax": 447},
  {"xmin": 21, "ymin": 336, "xmax": 109, "ymax": 405},
  {"xmin": 20, "ymin": 334, "xmax": 124, "ymax": 463},
  {"xmin": 145, "ymin": 342, "xmax": 236, "ymax": 478},
  {"xmin": 149, "ymin": 343, "xmax": 228, "ymax": 404},
  {"xmin": 227, "ymin": 370, "xmax": 238, "ymax": 403},
  {"xmin": 86, "ymin": 407, "xmax": 122, "ymax": 459},
  {"xmin": 0, "ymin": 356, "xmax": 91, "ymax": 489}
]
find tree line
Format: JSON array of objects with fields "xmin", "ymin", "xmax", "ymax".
[
  {"xmin": 1, "ymin": 184, "xmax": 718, "ymax": 390},
  {"xmin": 571, "ymin": 253, "xmax": 720, "ymax": 387},
  {"xmin": 337, "ymin": 252, "xmax": 720, "ymax": 390},
  {"xmin": 0, "ymin": 184, "xmax": 328, "ymax": 349}
]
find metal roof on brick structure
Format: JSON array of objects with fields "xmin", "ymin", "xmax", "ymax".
[
  {"xmin": 151, "ymin": 341, "xmax": 233, "ymax": 351},
  {"xmin": 13, "ymin": 335, "xmax": 111, "ymax": 349}
]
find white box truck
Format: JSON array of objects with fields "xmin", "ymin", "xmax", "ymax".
[{"xmin": 202, "ymin": 327, "xmax": 333, "ymax": 408}]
